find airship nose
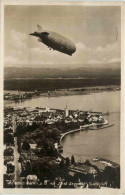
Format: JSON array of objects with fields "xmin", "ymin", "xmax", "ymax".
[{"xmin": 29, "ymin": 33, "xmax": 35, "ymax": 36}]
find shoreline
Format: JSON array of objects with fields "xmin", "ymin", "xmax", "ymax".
[
  {"xmin": 60, "ymin": 119, "xmax": 110, "ymax": 145},
  {"xmin": 4, "ymin": 85, "xmax": 120, "ymax": 103}
]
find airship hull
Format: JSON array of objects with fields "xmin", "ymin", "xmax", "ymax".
[{"xmin": 40, "ymin": 31, "xmax": 76, "ymax": 56}]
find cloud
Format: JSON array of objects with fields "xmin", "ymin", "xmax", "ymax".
[
  {"xmin": 5, "ymin": 29, "xmax": 120, "ymax": 68},
  {"xmin": 107, "ymin": 58, "xmax": 120, "ymax": 63},
  {"xmin": 10, "ymin": 29, "xmax": 27, "ymax": 50},
  {"xmin": 5, "ymin": 30, "xmax": 28, "ymax": 66},
  {"xmin": 86, "ymin": 57, "xmax": 120, "ymax": 66},
  {"xmin": 87, "ymin": 59, "xmax": 103, "ymax": 64},
  {"xmin": 76, "ymin": 42, "xmax": 118, "ymax": 53},
  {"xmin": 96, "ymin": 42, "xmax": 117, "ymax": 52},
  {"xmin": 5, "ymin": 56, "xmax": 19, "ymax": 65},
  {"xmin": 5, "ymin": 56, "xmax": 31, "ymax": 67},
  {"xmin": 76, "ymin": 42, "xmax": 86, "ymax": 50},
  {"xmin": 75, "ymin": 41, "xmax": 120, "ymax": 65},
  {"xmin": 30, "ymin": 46, "xmax": 54, "ymax": 56}
]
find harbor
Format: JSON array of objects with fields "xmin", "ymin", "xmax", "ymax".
[
  {"xmin": 60, "ymin": 119, "xmax": 112, "ymax": 145},
  {"xmin": 4, "ymin": 90, "xmax": 120, "ymax": 188},
  {"xmin": 4, "ymin": 90, "xmax": 120, "ymax": 164}
]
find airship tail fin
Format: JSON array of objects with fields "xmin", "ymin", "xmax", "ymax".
[{"xmin": 37, "ymin": 24, "xmax": 43, "ymax": 32}]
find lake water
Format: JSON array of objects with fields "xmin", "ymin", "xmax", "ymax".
[{"xmin": 5, "ymin": 91, "xmax": 120, "ymax": 164}]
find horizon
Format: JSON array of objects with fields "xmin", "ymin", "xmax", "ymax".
[{"xmin": 5, "ymin": 61, "xmax": 121, "ymax": 69}]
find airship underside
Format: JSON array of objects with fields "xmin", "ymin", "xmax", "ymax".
[
  {"xmin": 40, "ymin": 31, "xmax": 76, "ymax": 56},
  {"xmin": 30, "ymin": 26, "xmax": 76, "ymax": 56}
]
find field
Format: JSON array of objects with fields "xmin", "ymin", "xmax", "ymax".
[{"xmin": 4, "ymin": 78, "xmax": 120, "ymax": 91}]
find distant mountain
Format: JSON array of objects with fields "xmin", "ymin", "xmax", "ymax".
[{"xmin": 4, "ymin": 62, "xmax": 121, "ymax": 79}]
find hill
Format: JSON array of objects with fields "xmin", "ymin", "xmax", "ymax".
[{"xmin": 4, "ymin": 63, "xmax": 120, "ymax": 79}]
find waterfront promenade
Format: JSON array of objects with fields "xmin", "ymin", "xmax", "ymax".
[{"xmin": 60, "ymin": 119, "xmax": 109, "ymax": 145}]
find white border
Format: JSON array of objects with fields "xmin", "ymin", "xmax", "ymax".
[{"xmin": 1, "ymin": 1, "xmax": 124, "ymax": 194}]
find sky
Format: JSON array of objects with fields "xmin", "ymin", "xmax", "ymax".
[{"xmin": 4, "ymin": 5, "xmax": 121, "ymax": 68}]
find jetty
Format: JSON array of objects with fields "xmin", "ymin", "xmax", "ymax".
[{"xmin": 60, "ymin": 119, "xmax": 111, "ymax": 145}]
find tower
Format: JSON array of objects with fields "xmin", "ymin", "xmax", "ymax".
[
  {"xmin": 65, "ymin": 105, "xmax": 69, "ymax": 117},
  {"xmin": 12, "ymin": 115, "xmax": 16, "ymax": 134},
  {"xmin": 46, "ymin": 107, "xmax": 50, "ymax": 112}
]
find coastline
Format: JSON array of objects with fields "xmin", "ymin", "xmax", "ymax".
[
  {"xmin": 4, "ymin": 85, "xmax": 120, "ymax": 102},
  {"xmin": 4, "ymin": 92, "xmax": 120, "ymax": 188},
  {"xmin": 4, "ymin": 89, "xmax": 120, "ymax": 165},
  {"xmin": 39, "ymin": 85, "xmax": 120, "ymax": 97},
  {"xmin": 60, "ymin": 119, "xmax": 110, "ymax": 145}
]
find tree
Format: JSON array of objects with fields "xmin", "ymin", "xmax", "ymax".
[
  {"xmin": 103, "ymin": 166, "xmax": 120, "ymax": 188},
  {"xmin": 22, "ymin": 141, "xmax": 30, "ymax": 151},
  {"xmin": 84, "ymin": 159, "xmax": 91, "ymax": 166},
  {"xmin": 18, "ymin": 156, "xmax": 24, "ymax": 163},
  {"xmin": 4, "ymin": 147, "xmax": 14, "ymax": 156},
  {"xmin": 4, "ymin": 134, "xmax": 14, "ymax": 145},
  {"xmin": 66, "ymin": 157, "xmax": 70, "ymax": 167},
  {"xmin": 71, "ymin": 155, "xmax": 75, "ymax": 164},
  {"xmin": 60, "ymin": 159, "xmax": 65, "ymax": 168}
]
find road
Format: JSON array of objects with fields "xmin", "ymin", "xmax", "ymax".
[
  {"xmin": 14, "ymin": 137, "xmax": 22, "ymax": 187},
  {"xmin": 13, "ymin": 116, "xmax": 22, "ymax": 187}
]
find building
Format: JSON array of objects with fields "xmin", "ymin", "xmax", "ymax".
[
  {"xmin": 46, "ymin": 107, "xmax": 50, "ymax": 112},
  {"xmin": 65, "ymin": 105, "xmax": 69, "ymax": 117},
  {"xmin": 26, "ymin": 174, "xmax": 38, "ymax": 185}
]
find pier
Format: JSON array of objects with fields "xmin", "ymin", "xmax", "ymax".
[{"xmin": 60, "ymin": 119, "xmax": 110, "ymax": 145}]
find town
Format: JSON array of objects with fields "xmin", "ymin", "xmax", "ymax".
[
  {"xmin": 4, "ymin": 106, "xmax": 120, "ymax": 188},
  {"xmin": 4, "ymin": 86, "xmax": 120, "ymax": 102},
  {"xmin": 4, "ymin": 90, "xmax": 40, "ymax": 102}
]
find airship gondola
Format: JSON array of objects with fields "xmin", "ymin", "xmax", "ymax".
[{"xmin": 29, "ymin": 25, "xmax": 76, "ymax": 56}]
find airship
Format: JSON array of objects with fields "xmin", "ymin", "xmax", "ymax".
[{"xmin": 29, "ymin": 25, "xmax": 76, "ymax": 56}]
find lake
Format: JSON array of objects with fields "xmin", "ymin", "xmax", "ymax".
[{"xmin": 5, "ymin": 91, "xmax": 120, "ymax": 164}]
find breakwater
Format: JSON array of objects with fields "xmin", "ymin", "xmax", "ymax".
[{"xmin": 60, "ymin": 119, "xmax": 110, "ymax": 145}]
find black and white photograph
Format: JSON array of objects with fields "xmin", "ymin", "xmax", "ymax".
[{"xmin": 2, "ymin": 1, "xmax": 124, "ymax": 192}]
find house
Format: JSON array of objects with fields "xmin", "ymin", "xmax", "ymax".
[
  {"xmin": 69, "ymin": 163, "xmax": 97, "ymax": 175},
  {"xmin": 56, "ymin": 157, "xmax": 62, "ymax": 163},
  {"xmin": 26, "ymin": 174, "xmax": 38, "ymax": 185},
  {"xmin": 4, "ymin": 156, "xmax": 14, "ymax": 162},
  {"xmin": 54, "ymin": 143, "xmax": 58, "ymax": 149},
  {"xmin": 90, "ymin": 160, "xmax": 107, "ymax": 172},
  {"xmin": 29, "ymin": 143, "xmax": 37, "ymax": 149},
  {"xmin": 7, "ymin": 162, "xmax": 15, "ymax": 174},
  {"xmin": 68, "ymin": 171, "xmax": 75, "ymax": 177}
]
